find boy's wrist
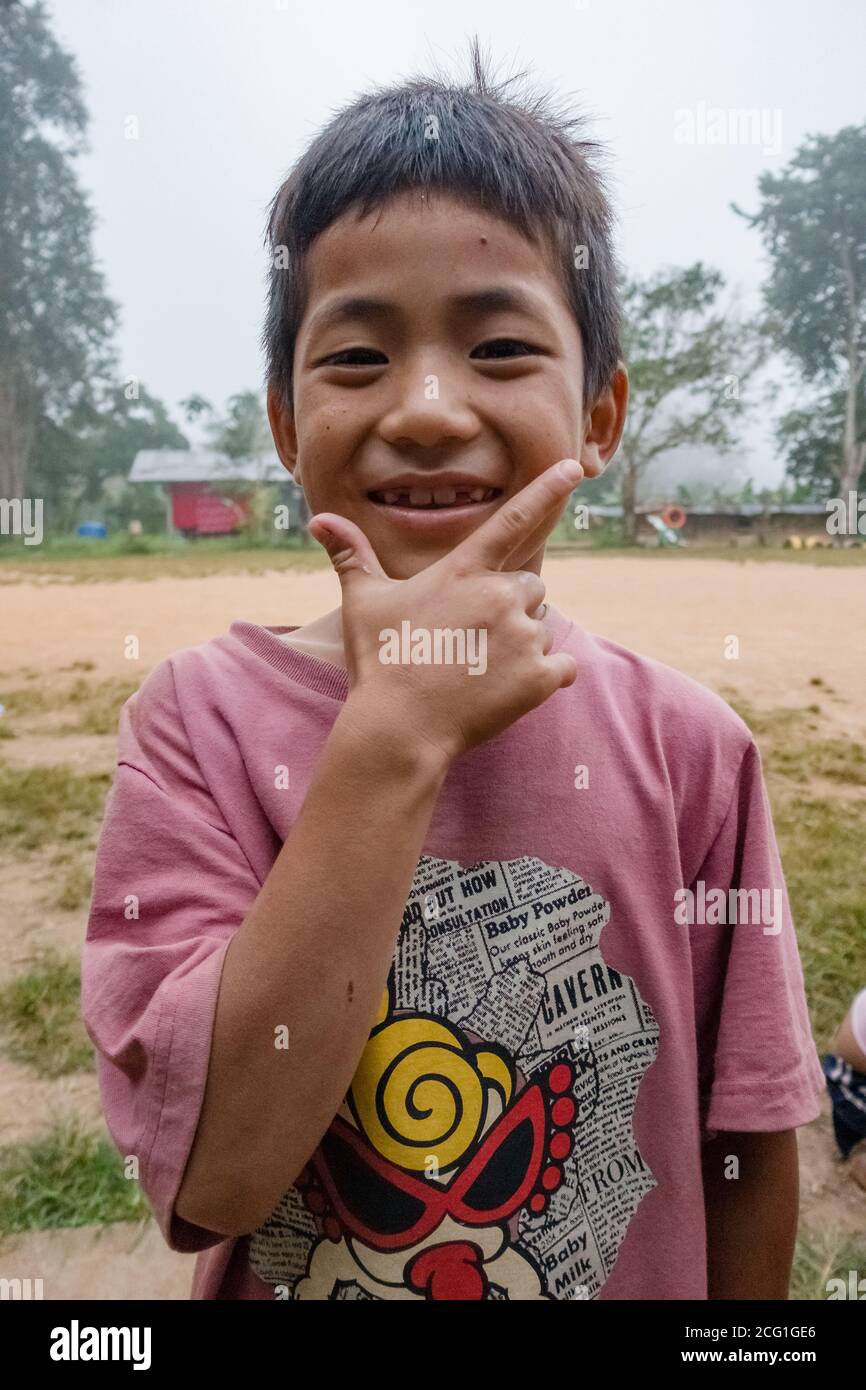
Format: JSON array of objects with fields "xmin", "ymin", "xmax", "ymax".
[{"xmin": 335, "ymin": 690, "xmax": 456, "ymax": 784}]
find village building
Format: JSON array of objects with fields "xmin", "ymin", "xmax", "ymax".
[{"xmin": 129, "ymin": 449, "xmax": 306, "ymax": 537}]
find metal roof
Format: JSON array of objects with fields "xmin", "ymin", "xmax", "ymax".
[
  {"xmin": 587, "ymin": 503, "xmax": 829, "ymax": 518},
  {"xmin": 129, "ymin": 449, "xmax": 294, "ymax": 484}
]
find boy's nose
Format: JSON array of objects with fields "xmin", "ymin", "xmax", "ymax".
[{"xmin": 377, "ymin": 374, "xmax": 480, "ymax": 451}]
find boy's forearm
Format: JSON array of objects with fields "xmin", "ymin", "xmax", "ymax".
[
  {"xmin": 702, "ymin": 1129, "xmax": 799, "ymax": 1299},
  {"xmin": 176, "ymin": 692, "xmax": 450, "ymax": 1237}
]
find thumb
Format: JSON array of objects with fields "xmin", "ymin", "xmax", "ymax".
[{"xmin": 307, "ymin": 512, "xmax": 388, "ymax": 586}]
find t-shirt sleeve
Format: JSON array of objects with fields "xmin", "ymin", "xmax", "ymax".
[
  {"xmin": 688, "ymin": 737, "xmax": 826, "ymax": 1135},
  {"xmin": 81, "ymin": 656, "xmax": 263, "ymax": 1252}
]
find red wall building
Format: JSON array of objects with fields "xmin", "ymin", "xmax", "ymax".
[
  {"xmin": 129, "ymin": 450, "xmax": 305, "ymax": 537},
  {"xmin": 169, "ymin": 482, "xmax": 251, "ymax": 536}
]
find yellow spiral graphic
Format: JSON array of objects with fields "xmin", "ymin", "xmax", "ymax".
[{"xmin": 351, "ymin": 1008, "xmax": 512, "ymax": 1172}]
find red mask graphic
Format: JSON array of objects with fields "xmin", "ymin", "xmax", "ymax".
[{"xmin": 300, "ymin": 1058, "xmax": 576, "ymax": 1282}]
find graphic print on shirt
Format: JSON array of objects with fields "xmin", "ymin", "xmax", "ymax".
[{"xmin": 249, "ymin": 854, "xmax": 660, "ymax": 1300}]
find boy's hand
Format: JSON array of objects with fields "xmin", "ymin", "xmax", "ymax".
[{"xmin": 309, "ymin": 459, "xmax": 582, "ymax": 764}]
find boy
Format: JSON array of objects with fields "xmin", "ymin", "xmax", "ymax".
[{"xmin": 82, "ymin": 52, "xmax": 825, "ymax": 1301}]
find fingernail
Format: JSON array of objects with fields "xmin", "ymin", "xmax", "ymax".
[{"xmin": 558, "ymin": 458, "xmax": 583, "ymax": 483}]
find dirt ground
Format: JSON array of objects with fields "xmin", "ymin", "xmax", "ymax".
[
  {"xmin": 1, "ymin": 554, "xmax": 864, "ymax": 1298},
  {"xmin": 3, "ymin": 554, "xmax": 865, "ymax": 733}
]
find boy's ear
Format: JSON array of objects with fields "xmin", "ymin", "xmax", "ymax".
[
  {"xmin": 579, "ymin": 363, "xmax": 628, "ymax": 479},
  {"xmin": 267, "ymin": 382, "xmax": 301, "ymax": 485}
]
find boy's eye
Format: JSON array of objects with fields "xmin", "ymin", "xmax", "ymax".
[
  {"xmin": 471, "ymin": 339, "xmax": 540, "ymax": 360},
  {"xmin": 319, "ymin": 347, "xmax": 388, "ymax": 367}
]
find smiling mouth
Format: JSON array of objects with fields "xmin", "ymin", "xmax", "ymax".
[{"xmin": 368, "ymin": 487, "xmax": 503, "ymax": 509}]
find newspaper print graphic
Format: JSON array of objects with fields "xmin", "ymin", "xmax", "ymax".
[{"xmin": 249, "ymin": 853, "xmax": 659, "ymax": 1300}]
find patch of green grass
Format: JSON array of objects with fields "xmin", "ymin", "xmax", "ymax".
[
  {"xmin": 0, "ymin": 685, "xmax": 57, "ymax": 716},
  {"xmin": 773, "ymin": 793, "xmax": 866, "ymax": 1045},
  {"xmin": 722, "ymin": 699, "xmax": 866, "ymax": 1046},
  {"xmin": 769, "ymin": 738, "xmax": 866, "ymax": 787},
  {"xmin": 0, "ymin": 533, "xmax": 329, "ymax": 583},
  {"xmin": 53, "ymin": 857, "xmax": 94, "ymax": 912},
  {"xmin": 0, "ymin": 762, "xmax": 109, "ymax": 852},
  {"xmin": 57, "ymin": 678, "xmax": 140, "ymax": 736},
  {"xmin": 791, "ymin": 1226, "xmax": 866, "ymax": 1300},
  {"xmin": 0, "ymin": 1121, "xmax": 148, "ymax": 1234},
  {"xmin": 723, "ymin": 697, "xmax": 866, "ymax": 787},
  {"xmin": 2, "ymin": 530, "xmax": 865, "ymax": 579},
  {"xmin": 0, "ymin": 675, "xmax": 138, "ymax": 733},
  {"xmin": 724, "ymin": 698, "xmax": 807, "ymax": 740},
  {"xmin": 1, "ymin": 677, "xmax": 95, "ymax": 718},
  {"xmin": 547, "ymin": 543, "xmax": 866, "ymax": 564},
  {"xmin": 0, "ymin": 949, "xmax": 93, "ymax": 1077}
]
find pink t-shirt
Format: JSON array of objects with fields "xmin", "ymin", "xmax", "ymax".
[{"xmin": 82, "ymin": 605, "xmax": 825, "ymax": 1300}]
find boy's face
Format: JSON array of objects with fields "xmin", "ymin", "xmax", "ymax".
[{"xmin": 269, "ymin": 191, "xmax": 626, "ymax": 580}]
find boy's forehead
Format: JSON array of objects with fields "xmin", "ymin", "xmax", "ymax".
[{"xmin": 302, "ymin": 191, "xmax": 568, "ymax": 316}]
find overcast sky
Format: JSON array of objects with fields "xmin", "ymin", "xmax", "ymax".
[{"xmin": 50, "ymin": 0, "xmax": 865, "ymax": 486}]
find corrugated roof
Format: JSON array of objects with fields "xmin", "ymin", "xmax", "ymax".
[
  {"xmin": 129, "ymin": 449, "xmax": 295, "ymax": 484},
  {"xmin": 587, "ymin": 503, "xmax": 829, "ymax": 518}
]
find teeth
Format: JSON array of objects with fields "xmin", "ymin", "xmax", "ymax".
[{"xmin": 372, "ymin": 485, "xmax": 501, "ymax": 507}]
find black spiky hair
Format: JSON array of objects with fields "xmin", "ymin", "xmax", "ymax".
[{"xmin": 263, "ymin": 42, "xmax": 622, "ymax": 410}]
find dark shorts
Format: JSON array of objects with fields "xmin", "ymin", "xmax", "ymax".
[{"xmin": 822, "ymin": 1053, "xmax": 866, "ymax": 1158}]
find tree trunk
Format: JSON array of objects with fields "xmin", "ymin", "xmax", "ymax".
[
  {"xmin": 839, "ymin": 353, "xmax": 865, "ymax": 497},
  {"xmin": 0, "ymin": 365, "xmax": 36, "ymax": 498},
  {"xmin": 620, "ymin": 459, "xmax": 638, "ymax": 544}
]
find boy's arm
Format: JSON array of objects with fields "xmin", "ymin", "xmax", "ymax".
[
  {"xmin": 702, "ymin": 1129, "xmax": 799, "ymax": 1299},
  {"xmin": 175, "ymin": 695, "xmax": 449, "ymax": 1237},
  {"xmin": 686, "ymin": 732, "xmax": 825, "ymax": 1301}
]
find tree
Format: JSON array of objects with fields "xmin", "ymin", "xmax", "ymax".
[
  {"xmin": 179, "ymin": 393, "xmax": 214, "ymax": 424},
  {"xmin": 205, "ymin": 390, "xmax": 285, "ymax": 542},
  {"xmin": 0, "ymin": 1, "xmax": 118, "ymax": 497},
  {"xmin": 734, "ymin": 124, "xmax": 866, "ymax": 498},
  {"xmin": 28, "ymin": 382, "xmax": 188, "ymax": 532},
  {"xmin": 776, "ymin": 379, "xmax": 866, "ymax": 499},
  {"xmin": 615, "ymin": 265, "xmax": 766, "ymax": 542},
  {"xmin": 73, "ymin": 384, "xmax": 188, "ymax": 503},
  {"xmin": 206, "ymin": 390, "xmax": 270, "ymax": 461}
]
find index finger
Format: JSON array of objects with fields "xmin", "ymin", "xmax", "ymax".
[{"xmin": 453, "ymin": 458, "xmax": 584, "ymax": 572}]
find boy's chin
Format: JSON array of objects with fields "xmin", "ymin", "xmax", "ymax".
[
  {"xmin": 379, "ymin": 534, "xmax": 545, "ymax": 580},
  {"xmin": 369, "ymin": 510, "xmax": 499, "ymax": 580},
  {"xmin": 380, "ymin": 547, "xmax": 449, "ymax": 581}
]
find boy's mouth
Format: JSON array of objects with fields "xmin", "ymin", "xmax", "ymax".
[{"xmin": 368, "ymin": 486, "xmax": 502, "ymax": 510}]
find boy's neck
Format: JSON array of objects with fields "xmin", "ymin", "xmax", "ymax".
[{"xmin": 279, "ymin": 607, "xmax": 347, "ymax": 668}]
